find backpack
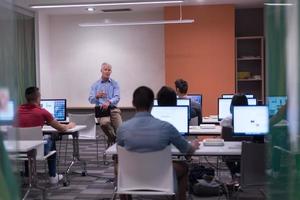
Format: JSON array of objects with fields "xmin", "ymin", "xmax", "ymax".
[{"xmin": 189, "ymin": 164, "xmax": 223, "ymax": 197}]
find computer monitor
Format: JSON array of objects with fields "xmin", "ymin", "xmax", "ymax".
[
  {"xmin": 218, "ymin": 98, "xmax": 257, "ymax": 120},
  {"xmin": 153, "ymin": 98, "xmax": 191, "ymax": 119},
  {"xmin": 233, "ymin": 106, "xmax": 269, "ymax": 136},
  {"xmin": 40, "ymin": 99, "xmax": 67, "ymax": 121},
  {"xmin": 268, "ymin": 96, "xmax": 287, "ymax": 117},
  {"xmin": 222, "ymin": 94, "xmax": 254, "ymax": 99},
  {"xmin": 187, "ymin": 94, "xmax": 202, "ymax": 105},
  {"xmin": 151, "ymin": 106, "xmax": 189, "ymax": 135},
  {"xmin": 0, "ymin": 100, "xmax": 15, "ymax": 125}
]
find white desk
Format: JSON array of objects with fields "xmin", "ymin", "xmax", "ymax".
[
  {"xmin": 202, "ymin": 116, "xmax": 220, "ymax": 124},
  {"xmin": 42, "ymin": 125, "xmax": 87, "ymax": 186},
  {"xmin": 189, "ymin": 125, "xmax": 222, "ymax": 136},
  {"xmin": 4, "ymin": 140, "xmax": 46, "ymax": 200},
  {"xmin": 106, "ymin": 142, "xmax": 242, "ymax": 156}
]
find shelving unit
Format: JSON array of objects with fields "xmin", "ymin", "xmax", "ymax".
[{"xmin": 235, "ymin": 8, "xmax": 264, "ymax": 103}]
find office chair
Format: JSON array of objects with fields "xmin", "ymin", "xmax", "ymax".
[
  {"xmin": 111, "ymin": 145, "xmax": 175, "ymax": 200},
  {"xmin": 68, "ymin": 113, "xmax": 103, "ymax": 164},
  {"xmin": 8, "ymin": 126, "xmax": 57, "ymax": 197}
]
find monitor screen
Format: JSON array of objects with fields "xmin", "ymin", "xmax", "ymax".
[
  {"xmin": 222, "ymin": 94, "xmax": 254, "ymax": 99},
  {"xmin": 153, "ymin": 98, "xmax": 191, "ymax": 119},
  {"xmin": 218, "ymin": 98, "xmax": 257, "ymax": 120},
  {"xmin": 0, "ymin": 100, "xmax": 15, "ymax": 124},
  {"xmin": 268, "ymin": 96, "xmax": 287, "ymax": 117},
  {"xmin": 233, "ymin": 106, "xmax": 269, "ymax": 135},
  {"xmin": 40, "ymin": 99, "xmax": 67, "ymax": 121},
  {"xmin": 151, "ymin": 106, "xmax": 189, "ymax": 135},
  {"xmin": 187, "ymin": 94, "xmax": 202, "ymax": 105}
]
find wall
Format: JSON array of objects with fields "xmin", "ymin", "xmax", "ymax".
[
  {"xmin": 165, "ymin": 5, "xmax": 235, "ymax": 115},
  {"xmin": 37, "ymin": 11, "xmax": 165, "ymax": 107}
]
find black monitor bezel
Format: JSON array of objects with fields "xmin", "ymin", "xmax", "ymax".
[
  {"xmin": 151, "ymin": 105, "xmax": 189, "ymax": 136},
  {"xmin": 40, "ymin": 99, "xmax": 67, "ymax": 121}
]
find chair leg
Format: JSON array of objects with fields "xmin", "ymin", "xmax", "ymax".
[
  {"xmin": 111, "ymin": 187, "xmax": 117, "ymax": 200},
  {"xmin": 64, "ymin": 137, "xmax": 69, "ymax": 165}
]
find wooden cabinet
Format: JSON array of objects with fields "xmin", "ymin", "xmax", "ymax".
[{"xmin": 235, "ymin": 36, "xmax": 264, "ymax": 103}]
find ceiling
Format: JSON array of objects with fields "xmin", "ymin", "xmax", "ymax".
[{"xmin": 14, "ymin": 0, "xmax": 264, "ymax": 15}]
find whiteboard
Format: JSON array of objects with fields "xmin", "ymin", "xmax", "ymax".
[{"xmin": 38, "ymin": 12, "xmax": 165, "ymax": 107}]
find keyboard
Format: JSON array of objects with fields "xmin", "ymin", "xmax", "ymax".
[
  {"xmin": 203, "ymin": 138, "xmax": 224, "ymax": 146},
  {"xmin": 200, "ymin": 124, "xmax": 216, "ymax": 129}
]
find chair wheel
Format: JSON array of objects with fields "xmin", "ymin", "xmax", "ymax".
[
  {"xmin": 81, "ymin": 171, "xmax": 87, "ymax": 176},
  {"xmin": 63, "ymin": 180, "xmax": 70, "ymax": 187}
]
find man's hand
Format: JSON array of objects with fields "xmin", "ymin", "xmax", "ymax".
[
  {"xmin": 191, "ymin": 139, "xmax": 200, "ymax": 150},
  {"xmin": 101, "ymin": 101, "xmax": 110, "ymax": 110},
  {"xmin": 67, "ymin": 122, "xmax": 76, "ymax": 129},
  {"xmin": 96, "ymin": 91, "xmax": 106, "ymax": 99}
]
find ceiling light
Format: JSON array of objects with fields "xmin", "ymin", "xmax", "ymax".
[
  {"xmin": 264, "ymin": 3, "xmax": 294, "ymax": 6},
  {"xmin": 87, "ymin": 7, "xmax": 96, "ymax": 12},
  {"xmin": 79, "ymin": 19, "xmax": 194, "ymax": 27},
  {"xmin": 30, "ymin": 0, "xmax": 184, "ymax": 9}
]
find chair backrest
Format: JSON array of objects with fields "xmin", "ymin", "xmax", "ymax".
[
  {"xmin": 68, "ymin": 113, "xmax": 96, "ymax": 139},
  {"xmin": 117, "ymin": 145, "xmax": 174, "ymax": 194},
  {"xmin": 240, "ymin": 142, "xmax": 266, "ymax": 187},
  {"xmin": 8, "ymin": 126, "xmax": 44, "ymax": 159}
]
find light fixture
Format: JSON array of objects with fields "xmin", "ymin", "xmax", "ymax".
[
  {"xmin": 79, "ymin": 3, "xmax": 194, "ymax": 27},
  {"xmin": 264, "ymin": 3, "xmax": 294, "ymax": 6},
  {"xmin": 79, "ymin": 19, "xmax": 194, "ymax": 27},
  {"xmin": 87, "ymin": 7, "xmax": 96, "ymax": 12},
  {"xmin": 30, "ymin": 0, "xmax": 184, "ymax": 9}
]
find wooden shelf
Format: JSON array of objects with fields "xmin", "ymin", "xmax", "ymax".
[
  {"xmin": 238, "ymin": 79, "xmax": 262, "ymax": 82},
  {"xmin": 237, "ymin": 57, "xmax": 262, "ymax": 61},
  {"xmin": 236, "ymin": 36, "xmax": 264, "ymax": 40}
]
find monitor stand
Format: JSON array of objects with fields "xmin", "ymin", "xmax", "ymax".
[{"xmin": 252, "ymin": 135, "xmax": 265, "ymax": 143}]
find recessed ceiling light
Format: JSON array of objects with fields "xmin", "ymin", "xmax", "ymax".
[
  {"xmin": 87, "ymin": 7, "xmax": 96, "ymax": 12},
  {"xmin": 264, "ymin": 3, "xmax": 294, "ymax": 6}
]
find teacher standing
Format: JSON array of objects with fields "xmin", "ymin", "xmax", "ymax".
[{"xmin": 88, "ymin": 62, "xmax": 122, "ymax": 146}]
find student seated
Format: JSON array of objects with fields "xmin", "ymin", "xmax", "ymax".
[
  {"xmin": 117, "ymin": 86, "xmax": 199, "ymax": 200},
  {"xmin": 220, "ymin": 94, "xmax": 248, "ymax": 182},
  {"xmin": 16, "ymin": 86, "xmax": 76, "ymax": 184},
  {"xmin": 175, "ymin": 79, "xmax": 202, "ymax": 125}
]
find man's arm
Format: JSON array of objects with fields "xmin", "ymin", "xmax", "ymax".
[
  {"xmin": 109, "ymin": 81, "xmax": 120, "ymax": 106},
  {"xmin": 88, "ymin": 83, "xmax": 98, "ymax": 104},
  {"xmin": 49, "ymin": 120, "xmax": 76, "ymax": 132}
]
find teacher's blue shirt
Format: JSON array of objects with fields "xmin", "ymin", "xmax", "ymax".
[{"xmin": 88, "ymin": 78, "xmax": 120, "ymax": 106}]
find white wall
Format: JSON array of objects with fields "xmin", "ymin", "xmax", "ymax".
[{"xmin": 38, "ymin": 11, "xmax": 165, "ymax": 107}]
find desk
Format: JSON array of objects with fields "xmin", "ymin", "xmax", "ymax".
[
  {"xmin": 4, "ymin": 140, "xmax": 46, "ymax": 200},
  {"xmin": 106, "ymin": 142, "xmax": 242, "ymax": 156},
  {"xmin": 202, "ymin": 116, "xmax": 220, "ymax": 124},
  {"xmin": 189, "ymin": 125, "xmax": 222, "ymax": 136},
  {"xmin": 42, "ymin": 125, "xmax": 87, "ymax": 186}
]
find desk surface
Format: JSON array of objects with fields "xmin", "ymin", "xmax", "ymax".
[
  {"xmin": 42, "ymin": 125, "xmax": 87, "ymax": 132},
  {"xmin": 106, "ymin": 142, "xmax": 241, "ymax": 156},
  {"xmin": 189, "ymin": 125, "xmax": 221, "ymax": 135},
  {"xmin": 4, "ymin": 140, "xmax": 45, "ymax": 152}
]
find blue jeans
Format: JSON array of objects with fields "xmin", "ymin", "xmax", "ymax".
[
  {"xmin": 25, "ymin": 138, "xmax": 57, "ymax": 177},
  {"xmin": 44, "ymin": 138, "xmax": 57, "ymax": 177}
]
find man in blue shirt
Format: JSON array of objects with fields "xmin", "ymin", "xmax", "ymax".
[
  {"xmin": 117, "ymin": 86, "xmax": 199, "ymax": 200},
  {"xmin": 88, "ymin": 62, "xmax": 122, "ymax": 146}
]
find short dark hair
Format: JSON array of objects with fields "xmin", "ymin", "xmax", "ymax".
[
  {"xmin": 25, "ymin": 86, "xmax": 40, "ymax": 103},
  {"xmin": 132, "ymin": 86, "xmax": 154, "ymax": 111},
  {"xmin": 157, "ymin": 86, "xmax": 177, "ymax": 106},
  {"xmin": 175, "ymin": 79, "xmax": 188, "ymax": 94},
  {"xmin": 230, "ymin": 94, "xmax": 248, "ymax": 114}
]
